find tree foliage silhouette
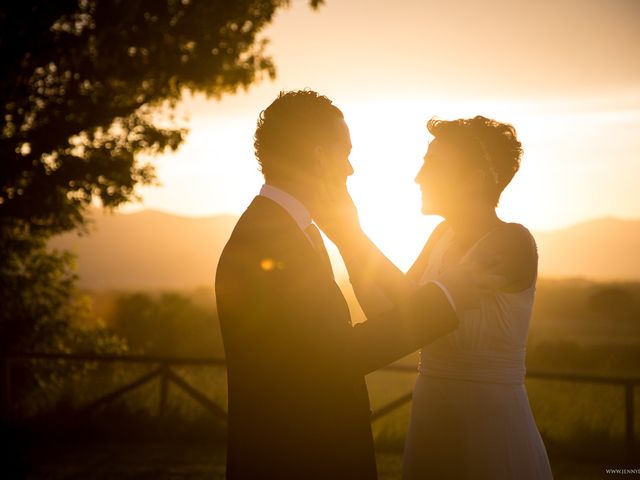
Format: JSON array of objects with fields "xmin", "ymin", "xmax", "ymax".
[
  {"xmin": 1, "ymin": 0, "xmax": 322, "ymax": 236},
  {"xmin": 0, "ymin": 0, "xmax": 323, "ymax": 353}
]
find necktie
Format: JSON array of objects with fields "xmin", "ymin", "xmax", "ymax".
[{"xmin": 304, "ymin": 223, "xmax": 334, "ymax": 278}]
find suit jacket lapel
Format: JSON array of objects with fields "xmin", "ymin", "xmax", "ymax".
[{"xmin": 255, "ymin": 195, "xmax": 336, "ymax": 282}]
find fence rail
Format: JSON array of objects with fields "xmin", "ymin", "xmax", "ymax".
[
  {"xmin": 0, "ymin": 352, "xmax": 228, "ymax": 424},
  {"xmin": 2, "ymin": 352, "xmax": 638, "ymax": 459}
]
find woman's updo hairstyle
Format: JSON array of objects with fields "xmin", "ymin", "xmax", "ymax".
[{"xmin": 427, "ymin": 116, "xmax": 523, "ymax": 206}]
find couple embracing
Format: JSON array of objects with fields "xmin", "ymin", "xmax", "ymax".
[{"xmin": 215, "ymin": 90, "xmax": 553, "ymax": 480}]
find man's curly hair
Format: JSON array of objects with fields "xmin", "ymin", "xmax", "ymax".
[
  {"xmin": 253, "ymin": 90, "xmax": 344, "ymax": 180},
  {"xmin": 427, "ymin": 116, "xmax": 523, "ymax": 206}
]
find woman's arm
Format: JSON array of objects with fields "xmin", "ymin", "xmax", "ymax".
[
  {"xmin": 307, "ymin": 179, "xmax": 416, "ymax": 309},
  {"xmin": 340, "ymin": 219, "xmax": 453, "ymax": 313},
  {"xmin": 464, "ymin": 223, "xmax": 538, "ymax": 293},
  {"xmin": 337, "ymin": 226, "xmax": 416, "ymax": 311},
  {"xmin": 309, "ymin": 180, "xmax": 453, "ymax": 315}
]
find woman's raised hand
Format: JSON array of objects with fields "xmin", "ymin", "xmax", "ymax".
[{"xmin": 308, "ymin": 170, "xmax": 361, "ymax": 245}]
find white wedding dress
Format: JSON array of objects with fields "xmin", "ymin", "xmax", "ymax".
[{"xmin": 402, "ymin": 226, "xmax": 553, "ymax": 479}]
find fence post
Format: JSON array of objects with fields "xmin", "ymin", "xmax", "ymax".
[
  {"xmin": 625, "ymin": 382, "xmax": 635, "ymax": 460},
  {"xmin": 158, "ymin": 362, "xmax": 169, "ymax": 418}
]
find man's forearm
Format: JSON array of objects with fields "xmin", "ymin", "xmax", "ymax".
[{"xmin": 350, "ymin": 281, "xmax": 459, "ymax": 375}]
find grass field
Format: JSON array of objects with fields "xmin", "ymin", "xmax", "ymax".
[
  {"xmin": 11, "ymin": 278, "xmax": 640, "ymax": 477},
  {"xmin": 21, "ymin": 441, "xmax": 622, "ymax": 479},
  {"xmin": 13, "ymin": 361, "xmax": 637, "ymax": 479}
]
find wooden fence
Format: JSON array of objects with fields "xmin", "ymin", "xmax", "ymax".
[{"xmin": 1, "ymin": 352, "xmax": 638, "ymax": 459}]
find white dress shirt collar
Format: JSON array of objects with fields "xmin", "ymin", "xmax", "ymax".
[{"xmin": 259, "ymin": 183, "xmax": 313, "ymax": 231}]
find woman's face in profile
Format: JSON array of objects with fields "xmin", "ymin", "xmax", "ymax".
[{"xmin": 415, "ymin": 139, "xmax": 480, "ymax": 217}]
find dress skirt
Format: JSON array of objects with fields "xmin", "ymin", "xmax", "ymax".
[{"xmin": 402, "ymin": 375, "xmax": 553, "ymax": 480}]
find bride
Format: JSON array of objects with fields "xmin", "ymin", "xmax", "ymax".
[{"xmin": 310, "ymin": 115, "xmax": 553, "ymax": 479}]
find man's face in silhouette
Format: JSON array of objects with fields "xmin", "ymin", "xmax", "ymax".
[{"xmin": 312, "ymin": 117, "xmax": 354, "ymax": 188}]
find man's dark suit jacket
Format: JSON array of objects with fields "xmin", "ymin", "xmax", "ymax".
[{"xmin": 215, "ymin": 195, "xmax": 458, "ymax": 480}]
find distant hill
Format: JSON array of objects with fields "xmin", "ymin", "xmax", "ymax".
[
  {"xmin": 50, "ymin": 210, "xmax": 238, "ymax": 290},
  {"xmin": 534, "ymin": 217, "xmax": 640, "ymax": 280},
  {"xmin": 49, "ymin": 211, "xmax": 640, "ymax": 290}
]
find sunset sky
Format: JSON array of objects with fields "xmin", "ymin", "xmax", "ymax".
[{"xmin": 123, "ymin": 0, "xmax": 640, "ymax": 269}]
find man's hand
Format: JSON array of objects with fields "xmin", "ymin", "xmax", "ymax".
[{"xmin": 436, "ymin": 255, "xmax": 507, "ymax": 312}]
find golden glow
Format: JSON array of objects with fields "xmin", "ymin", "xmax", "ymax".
[
  {"xmin": 260, "ymin": 258, "xmax": 275, "ymax": 271},
  {"xmin": 335, "ymin": 101, "xmax": 545, "ymax": 270},
  {"xmin": 120, "ymin": 0, "xmax": 640, "ymax": 273}
]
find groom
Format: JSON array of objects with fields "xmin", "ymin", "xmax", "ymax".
[{"xmin": 216, "ymin": 90, "xmax": 469, "ymax": 480}]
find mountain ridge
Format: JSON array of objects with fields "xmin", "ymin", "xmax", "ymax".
[{"xmin": 49, "ymin": 210, "xmax": 640, "ymax": 289}]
